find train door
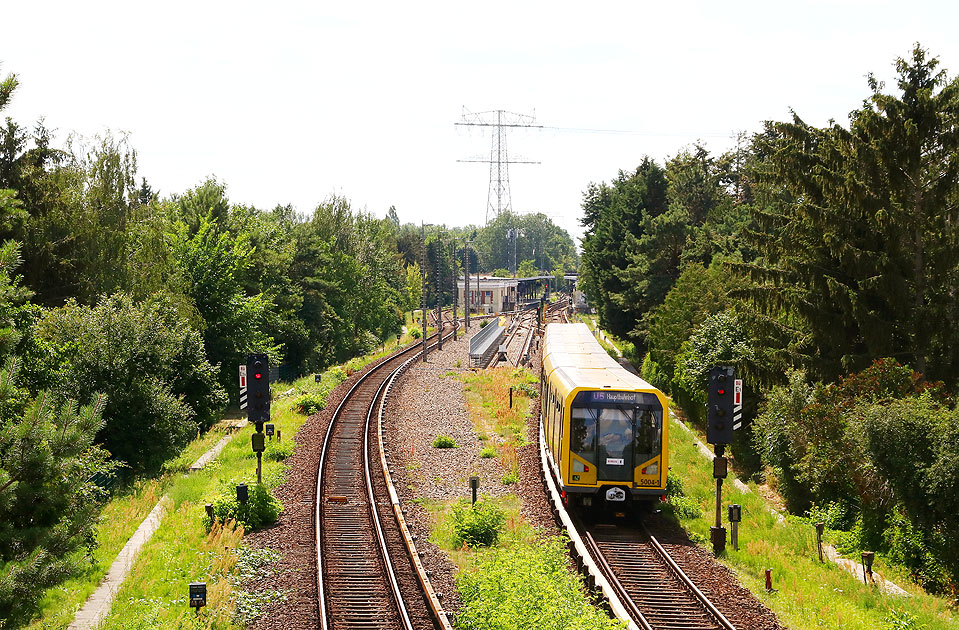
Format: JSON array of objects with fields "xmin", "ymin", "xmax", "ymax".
[{"xmin": 597, "ymin": 407, "xmax": 633, "ymax": 481}]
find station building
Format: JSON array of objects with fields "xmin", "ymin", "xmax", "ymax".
[{"xmin": 458, "ymin": 276, "xmax": 518, "ymax": 314}]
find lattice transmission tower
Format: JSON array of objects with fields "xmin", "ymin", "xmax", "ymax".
[{"xmin": 457, "ymin": 108, "xmax": 541, "ymax": 224}]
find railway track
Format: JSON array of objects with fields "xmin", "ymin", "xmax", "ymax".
[
  {"xmin": 583, "ymin": 523, "xmax": 735, "ymax": 630},
  {"xmin": 538, "ymin": 421, "xmax": 737, "ymax": 630},
  {"xmin": 316, "ymin": 334, "xmax": 453, "ymax": 630}
]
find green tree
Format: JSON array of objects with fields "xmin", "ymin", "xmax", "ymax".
[
  {"xmin": 647, "ymin": 261, "xmax": 738, "ymax": 380},
  {"xmin": 579, "ymin": 159, "xmax": 669, "ymax": 347},
  {"xmin": 40, "ymin": 293, "xmax": 227, "ymax": 471},
  {"xmin": 0, "ymin": 228, "xmax": 117, "ymax": 622},
  {"xmin": 517, "ymin": 259, "xmax": 537, "ymax": 278},
  {"xmin": 738, "ymin": 45, "xmax": 959, "ymax": 385},
  {"xmin": 405, "ymin": 261, "xmax": 423, "ymax": 312},
  {"xmin": 169, "ymin": 212, "xmax": 278, "ymax": 399}
]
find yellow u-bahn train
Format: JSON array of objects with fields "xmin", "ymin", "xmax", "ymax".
[{"xmin": 541, "ymin": 323, "xmax": 669, "ymax": 510}]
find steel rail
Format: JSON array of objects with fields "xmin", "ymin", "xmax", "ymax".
[
  {"xmin": 376, "ymin": 355, "xmax": 455, "ymax": 629},
  {"xmin": 316, "ymin": 334, "xmax": 440, "ymax": 629},
  {"xmin": 643, "ymin": 525, "xmax": 737, "ymax": 630},
  {"xmin": 363, "ymin": 375, "xmax": 414, "ymax": 630}
]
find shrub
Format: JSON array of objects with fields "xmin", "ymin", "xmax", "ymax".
[
  {"xmin": 265, "ymin": 439, "xmax": 295, "ymax": 461},
  {"xmin": 515, "ymin": 382, "xmax": 539, "ymax": 398},
  {"xmin": 480, "ymin": 445, "xmax": 497, "ymax": 458},
  {"xmin": 479, "ymin": 319, "xmax": 489, "ymax": 328},
  {"xmin": 456, "ymin": 534, "xmax": 624, "ymax": 629},
  {"xmin": 294, "ymin": 392, "xmax": 326, "ymax": 415},
  {"xmin": 450, "ymin": 499, "xmax": 506, "ymax": 547},
  {"xmin": 432, "ymin": 434, "xmax": 458, "ymax": 448},
  {"xmin": 501, "ymin": 471, "xmax": 519, "ymax": 485},
  {"xmin": 40, "ymin": 293, "xmax": 228, "ymax": 471},
  {"xmin": 409, "ymin": 326, "xmax": 422, "ymax": 339},
  {"xmin": 205, "ymin": 483, "xmax": 282, "ymax": 532}
]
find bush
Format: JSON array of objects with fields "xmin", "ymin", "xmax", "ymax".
[
  {"xmin": 40, "ymin": 293, "xmax": 228, "ymax": 472},
  {"xmin": 432, "ymin": 434, "xmax": 458, "ymax": 448},
  {"xmin": 479, "ymin": 319, "xmax": 489, "ymax": 328},
  {"xmin": 664, "ymin": 472, "xmax": 701, "ymax": 518},
  {"xmin": 450, "ymin": 499, "xmax": 506, "ymax": 547},
  {"xmin": 205, "ymin": 483, "xmax": 282, "ymax": 532},
  {"xmin": 480, "ymin": 445, "xmax": 497, "ymax": 458},
  {"xmin": 514, "ymin": 382, "xmax": 538, "ymax": 398},
  {"xmin": 640, "ymin": 352, "xmax": 671, "ymax": 394},
  {"xmin": 409, "ymin": 326, "xmax": 422, "ymax": 339},
  {"xmin": 501, "ymin": 471, "xmax": 519, "ymax": 485},
  {"xmin": 265, "ymin": 439, "xmax": 295, "ymax": 461},
  {"xmin": 294, "ymin": 392, "xmax": 327, "ymax": 415},
  {"xmin": 456, "ymin": 534, "xmax": 624, "ymax": 629}
]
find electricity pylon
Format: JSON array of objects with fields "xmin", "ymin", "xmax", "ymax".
[{"xmin": 457, "ymin": 108, "xmax": 541, "ymax": 223}]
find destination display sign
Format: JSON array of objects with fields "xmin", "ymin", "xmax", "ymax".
[{"xmin": 589, "ymin": 391, "xmax": 640, "ymax": 403}]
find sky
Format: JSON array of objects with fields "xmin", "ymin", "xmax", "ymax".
[{"xmin": 3, "ymin": 1, "xmax": 958, "ymax": 249}]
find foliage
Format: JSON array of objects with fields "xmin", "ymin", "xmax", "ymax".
[
  {"xmin": 737, "ymin": 44, "xmax": 959, "ymax": 387},
  {"xmin": 513, "ymin": 382, "xmax": 538, "ymax": 398},
  {"xmin": 432, "ymin": 434, "xmax": 458, "ymax": 449},
  {"xmin": 264, "ymin": 439, "xmax": 295, "ymax": 462},
  {"xmin": 408, "ymin": 325, "xmax": 422, "ymax": 339},
  {"xmin": 206, "ymin": 483, "xmax": 282, "ymax": 532},
  {"xmin": 647, "ymin": 261, "xmax": 738, "ymax": 382},
  {"xmin": 294, "ymin": 392, "xmax": 327, "ymax": 415},
  {"xmin": 169, "ymin": 212, "xmax": 279, "ymax": 398},
  {"xmin": 516, "ymin": 259, "xmax": 537, "ymax": 278},
  {"xmin": 471, "ymin": 210, "xmax": 578, "ymax": 275},
  {"xmin": 753, "ymin": 359, "xmax": 959, "ymax": 593},
  {"xmin": 663, "ymin": 471, "xmax": 701, "ymax": 519},
  {"xmin": 449, "ymin": 499, "xmax": 506, "ymax": 548},
  {"xmin": 639, "ymin": 353, "xmax": 670, "ymax": 394},
  {"xmin": 501, "ymin": 471, "xmax": 518, "ymax": 485},
  {"xmin": 455, "ymin": 534, "xmax": 625, "ymax": 630},
  {"xmin": 40, "ymin": 293, "xmax": 227, "ymax": 471},
  {"xmin": 0, "ymin": 361, "xmax": 117, "ymax": 624},
  {"xmin": 479, "ymin": 445, "xmax": 497, "ymax": 458}
]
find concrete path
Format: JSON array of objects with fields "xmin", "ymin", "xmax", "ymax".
[
  {"xmin": 68, "ymin": 498, "xmax": 170, "ymax": 629},
  {"xmin": 672, "ymin": 414, "xmax": 910, "ymax": 596},
  {"xmin": 69, "ymin": 424, "xmax": 243, "ymax": 629}
]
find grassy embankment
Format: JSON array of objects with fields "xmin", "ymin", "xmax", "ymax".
[
  {"xmin": 669, "ymin": 413, "xmax": 958, "ymax": 630},
  {"xmin": 417, "ymin": 366, "xmax": 624, "ymax": 630},
  {"xmin": 565, "ymin": 317, "xmax": 956, "ymax": 628},
  {"xmin": 28, "ymin": 333, "xmax": 418, "ymax": 630}
]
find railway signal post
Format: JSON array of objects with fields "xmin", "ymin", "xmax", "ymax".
[
  {"xmin": 706, "ymin": 365, "xmax": 739, "ymax": 555},
  {"xmin": 243, "ymin": 354, "xmax": 271, "ymax": 484}
]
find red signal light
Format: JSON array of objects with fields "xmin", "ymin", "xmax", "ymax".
[
  {"xmin": 255, "ymin": 373, "xmax": 262, "ymax": 379},
  {"xmin": 718, "ymin": 388, "xmax": 725, "ymax": 395}
]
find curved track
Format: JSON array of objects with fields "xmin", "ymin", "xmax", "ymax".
[{"xmin": 315, "ymin": 335, "xmax": 452, "ymax": 630}]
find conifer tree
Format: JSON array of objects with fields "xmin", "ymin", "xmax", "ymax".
[{"xmin": 739, "ymin": 45, "xmax": 959, "ymax": 384}]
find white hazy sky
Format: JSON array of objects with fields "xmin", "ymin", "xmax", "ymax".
[{"xmin": 3, "ymin": 1, "xmax": 958, "ymax": 248}]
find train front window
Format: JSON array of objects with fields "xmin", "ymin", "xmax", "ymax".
[
  {"xmin": 633, "ymin": 408, "xmax": 662, "ymax": 466},
  {"xmin": 570, "ymin": 407, "xmax": 597, "ymax": 460}
]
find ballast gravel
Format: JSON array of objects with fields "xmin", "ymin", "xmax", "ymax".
[{"xmin": 241, "ymin": 323, "xmax": 782, "ymax": 629}]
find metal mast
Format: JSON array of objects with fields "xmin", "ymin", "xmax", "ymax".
[{"xmin": 457, "ymin": 108, "xmax": 541, "ymax": 223}]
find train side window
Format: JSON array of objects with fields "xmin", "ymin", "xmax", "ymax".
[{"xmin": 552, "ymin": 397, "xmax": 563, "ymax": 452}]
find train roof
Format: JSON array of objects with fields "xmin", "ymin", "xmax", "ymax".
[{"xmin": 543, "ymin": 323, "xmax": 660, "ymax": 396}]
